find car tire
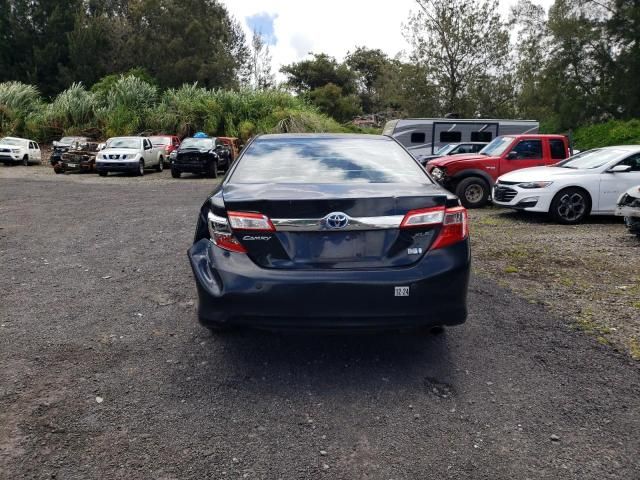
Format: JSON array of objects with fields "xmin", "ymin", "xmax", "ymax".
[
  {"xmin": 550, "ymin": 187, "xmax": 591, "ymax": 224},
  {"xmin": 156, "ymin": 157, "xmax": 164, "ymax": 172},
  {"xmin": 137, "ymin": 160, "xmax": 144, "ymax": 176},
  {"xmin": 98, "ymin": 171, "xmax": 108, "ymax": 177},
  {"xmin": 171, "ymin": 168, "xmax": 181, "ymax": 179},
  {"xmin": 208, "ymin": 160, "xmax": 218, "ymax": 179},
  {"xmin": 204, "ymin": 322, "xmax": 235, "ymax": 334},
  {"xmin": 455, "ymin": 177, "xmax": 489, "ymax": 208},
  {"xmin": 430, "ymin": 325, "xmax": 445, "ymax": 335},
  {"xmin": 22, "ymin": 155, "xmax": 29, "ymax": 166}
]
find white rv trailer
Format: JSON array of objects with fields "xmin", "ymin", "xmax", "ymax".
[{"xmin": 383, "ymin": 118, "xmax": 539, "ymax": 158}]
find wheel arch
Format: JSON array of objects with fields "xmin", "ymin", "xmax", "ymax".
[{"xmin": 550, "ymin": 185, "xmax": 594, "ymax": 214}]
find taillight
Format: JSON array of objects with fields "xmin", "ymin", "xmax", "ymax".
[
  {"xmin": 400, "ymin": 205, "xmax": 468, "ymax": 250},
  {"xmin": 207, "ymin": 211, "xmax": 275, "ymax": 253},
  {"xmin": 431, "ymin": 206, "xmax": 468, "ymax": 250},
  {"xmin": 227, "ymin": 211, "xmax": 275, "ymax": 231},
  {"xmin": 207, "ymin": 212, "xmax": 247, "ymax": 253},
  {"xmin": 400, "ymin": 206, "xmax": 445, "ymax": 228}
]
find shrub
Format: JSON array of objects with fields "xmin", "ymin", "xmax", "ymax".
[
  {"xmin": 573, "ymin": 119, "xmax": 640, "ymax": 150},
  {"xmin": 0, "ymin": 82, "xmax": 42, "ymax": 137}
]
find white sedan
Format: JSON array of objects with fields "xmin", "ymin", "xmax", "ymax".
[{"xmin": 493, "ymin": 145, "xmax": 640, "ymax": 223}]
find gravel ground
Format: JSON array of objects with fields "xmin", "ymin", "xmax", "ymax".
[
  {"xmin": 470, "ymin": 207, "xmax": 640, "ymax": 359},
  {"xmin": 1, "ymin": 166, "xmax": 640, "ymax": 479}
]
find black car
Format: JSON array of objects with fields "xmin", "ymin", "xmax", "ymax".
[
  {"xmin": 50, "ymin": 136, "xmax": 89, "ymax": 165},
  {"xmin": 187, "ymin": 134, "xmax": 471, "ymax": 333},
  {"xmin": 170, "ymin": 137, "xmax": 231, "ymax": 178}
]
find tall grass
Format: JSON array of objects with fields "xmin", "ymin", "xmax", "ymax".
[
  {"xmin": 0, "ymin": 82, "xmax": 42, "ymax": 137},
  {"xmin": 1, "ymin": 76, "xmax": 345, "ymax": 142}
]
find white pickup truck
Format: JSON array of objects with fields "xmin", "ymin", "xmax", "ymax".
[
  {"xmin": 96, "ymin": 136, "xmax": 165, "ymax": 177},
  {"xmin": 0, "ymin": 136, "xmax": 42, "ymax": 166}
]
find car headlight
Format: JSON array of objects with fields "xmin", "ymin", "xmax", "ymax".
[
  {"xmin": 518, "ymin": 181, "xmax": 553, "ymax": 189},
  {"xmin": 10, "ymin": 148, "xmax": 20, "ymax": 153},
  {"xmin": 170, "ymin": 151, "xmax": 177, "ymax": 159},
  {"xmin": 431, "ymin": 167, "xmax": 445, "ymax": 180}
]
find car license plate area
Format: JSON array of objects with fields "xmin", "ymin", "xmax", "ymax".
[{"xmin": 67, "ymin": 163, "xmax": 77, "ymax": 168}]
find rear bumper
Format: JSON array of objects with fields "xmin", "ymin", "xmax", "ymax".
[
  {"xmin": 96, "ymin": 161, "xmax": 138, "ymax": 173},
  {"xmin": 187, "ymin": 238, "xmax": 470, "ymax": 331}
]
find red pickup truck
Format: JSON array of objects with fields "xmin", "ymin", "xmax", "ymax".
[{"xmin": 425, "ymin": 134, "xmax": 571, "ymax": 207}]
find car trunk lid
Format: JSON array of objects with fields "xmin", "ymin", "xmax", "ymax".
[{"xmin": 221, "ymin": 183, "xmax": 450, "ymax": 269}]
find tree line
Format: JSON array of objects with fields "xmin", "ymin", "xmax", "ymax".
[{"xmin": 0, "ymin": 0, "xmax": 639, "ymax": 134}]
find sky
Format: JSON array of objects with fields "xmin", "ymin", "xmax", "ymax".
[{"xmin": 222, "ymin": 0, "xmax": 554, "ymax": 80}]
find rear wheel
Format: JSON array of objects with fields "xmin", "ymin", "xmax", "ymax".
[
  {"xmin": 22, "ymin": 155, "xmax": 29, "ymax": 166},
  {"xmin": 550, "ymin": 187, "xmax": 591, "ymax": 224},
  {"xmin": 430, "ymin": 325, "xmax": 445, "ymax": 335},
  {"xmin": 207, "ymin": 160, "xmax": 218, "ymax": 179},
  {"xmin": 455, "ymin": 177, "xmax": 489, "ymax": 208},
  {"xmin": 137, "ymin": 160, "xmax": 144, "ymax": 176},
  {"xmin": 156, "ymin": 156, "xmax": 164, "ymax": 172},
  {"xmin": 171, "ymin": 168, "xmax": 181, "ymax": 178}
]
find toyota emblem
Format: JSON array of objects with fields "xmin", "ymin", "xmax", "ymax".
[{"xmin": 324, "ymin": 212, "xmax": 349, "ymax": 229}]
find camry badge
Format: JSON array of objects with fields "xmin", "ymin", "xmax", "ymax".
[{"xmin": 324, "ymin": 212, "xmax": 350, "ymax": 229}]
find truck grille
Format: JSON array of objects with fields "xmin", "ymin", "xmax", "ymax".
[{"xmin": 494, "ymin": 185, "xmax": 517, "ymax": 202}]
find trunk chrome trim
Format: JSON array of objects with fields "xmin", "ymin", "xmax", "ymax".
[{"xmin": 271, "ymin": 215, "xmax": 404, "ymax": 231}]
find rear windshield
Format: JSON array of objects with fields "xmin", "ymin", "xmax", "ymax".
[{"xmin": 231, "ymin": 137, "xmax": 430, "ymax": 184}]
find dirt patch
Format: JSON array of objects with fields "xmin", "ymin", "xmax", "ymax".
[{"xmin": 470, "ymin": 206, "xmax": 640, "ymax": 359}]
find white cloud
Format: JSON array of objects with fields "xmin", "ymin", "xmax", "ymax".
[{"xmin": 222, "ymin": 0, "xmax": 555, "ymax": 81}]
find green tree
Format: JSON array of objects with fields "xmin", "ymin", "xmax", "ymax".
[
  {"xmin": 345, "ymin": 47, "xmax": 390, "ymax": 112},
  {"xmin": 249, "ymin": 30, "xmax": 275, "ymax": 89},
  {"xmin": 308, "ymin": 83, "xmax": 362, "ymax": 122},
  {"xmin": 405, "ymin": 0, "xmax": 511, "ymax": 116},
  {"xmin": 281, "ymin": 53, "xmax": 357, "ymax": 94}
]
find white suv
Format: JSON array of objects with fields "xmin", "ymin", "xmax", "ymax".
[{"xmin": 0, "ymin": 137, "xmax": 42, "ymax": 166}]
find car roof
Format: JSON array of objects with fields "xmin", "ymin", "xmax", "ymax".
[
  {"xmin": 256, "ymin": 133, "xmax": 392, "ymax": 141},
  {"xmin": 603, "ymin": 144, "xmax": 640, "ymax": 152},
  {"xmin": 1, "ymin": 136, "xmax": 33, "ymax": 142}
]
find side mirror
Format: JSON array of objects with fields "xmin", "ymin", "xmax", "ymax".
[
  {"xmin": 507, "ymin": 151, "xmax": 518, "ymax": 160},
  {"xmin": 608, "ymin": 164, "xmax": 632, "ymax": 173}
]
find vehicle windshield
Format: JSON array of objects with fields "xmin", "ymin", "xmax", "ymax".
[
  {"xmin": 435, "ymin": 144, "xmax": 456, "ymax": 155},
  {"xmin": 231, "ymin": 137, "xmax": 430, "ymax": 184},
  {"xmin": 557, "ymin": 148, "xmax": 628, "ymax": 169},
  {"xmin": 0, "ymin": 138, "xmax": 23, "ymax": 146},
  {"xmin": 150, "ymin": 136, "xmax": 171, "ymax": 145},
  {"xmin": 180, "ymin": 138, "xmax": 213, "ymax": 150},
  {"xmin": 479, "ymin": 136, "xmax": 513, "ymax": 156},
  {"xmin": 59, "ymin": 136, "xmax": 79, "ymax": 144},
  {"xmin": 107, "ymin": 138, "xmax": 140, "ymax": 149}
]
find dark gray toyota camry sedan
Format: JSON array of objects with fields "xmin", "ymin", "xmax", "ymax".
[{"xmin": 188, "ymin": 133, "xmax": 470, "ymax": 332}]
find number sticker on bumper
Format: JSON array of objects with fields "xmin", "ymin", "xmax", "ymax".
[{"xmin": 395, "ymin": 286, "xmax": 410, "ymax": 297}]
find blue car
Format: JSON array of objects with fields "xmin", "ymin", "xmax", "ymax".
[{"xmin": 188, "ymin": 134, "xmax": 470, "ymax": 332}]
